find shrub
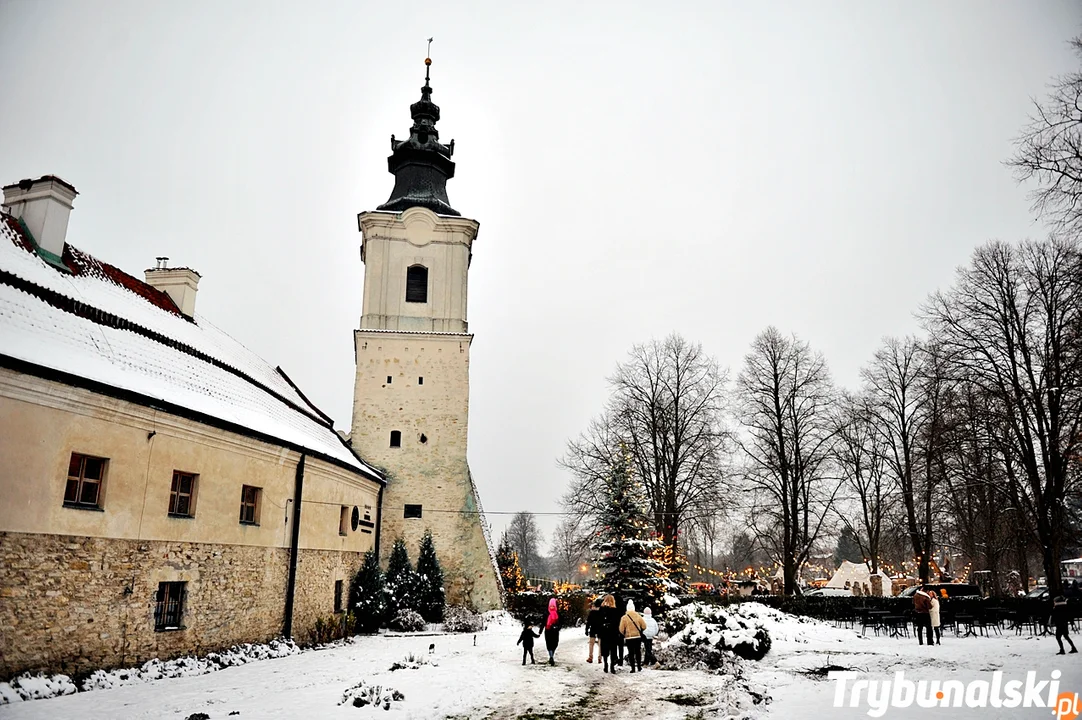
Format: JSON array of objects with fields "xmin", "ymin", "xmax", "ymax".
[
  {"xmin": 339, "ymin": 680, "xmax": 404, "ymax": 710},
  {"xmin": 350, "ymin": 550, "xmax": 386, "ymax": 633},
  {"xmin": 416, "ymin": 530, "xmax": 446, "ymax": 623},
  {"xmin": 384, "ymin": 539, "xmax": 421, "ymax": 620},
  {"xmin": 663, "ymin": 603, "xmax": 772, "ymax": 661},
  {"xmin": 389, "ymin": 609, "xmax": 426, "ymax": 632},
  {"xmin": 443, "ymin": 605, "xmax": 483, "ymax": 633}
]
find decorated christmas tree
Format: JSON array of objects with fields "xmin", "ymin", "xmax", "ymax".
[
  {"xmin": 593, "ymin": 447, "xmax": 668, "ymax": 607},
  {"xmin": 350, "ymin": 549, "xmax": 386, "ymax": 633},
  {"xmin": 496, "ymin": 537, "xmax": 526, "ymax": 594},
  {"xmin": 384, "ymin": 537, "xmax": 420, "ymax": 618},
  {"xmin": 415, "ymin": 529, "xmax": 446, "ymax": 622}
]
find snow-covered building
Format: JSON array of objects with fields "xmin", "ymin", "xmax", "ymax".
[
  {"xmin": 0, "ymin": 176, "xmax": 385, "ymax": 678},
  {"xmin": 826, "ymin": 560, "xmax": 892, "ymax": 596}
]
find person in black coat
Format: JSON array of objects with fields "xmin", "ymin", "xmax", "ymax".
[
  {"xmin": 517, "ymin": 621, "xmax": 540, "ymax": 665},
  {"xmin": 585, "ymin": 597, "xmax": 603, "ymax": 663},
  {"xmin": 598, "ymin": 594, "xmax": 622, "ymax": 673},
  {"xmin": 1051, "ymin": 596, "xmax": 1078, "ymax": 655}
]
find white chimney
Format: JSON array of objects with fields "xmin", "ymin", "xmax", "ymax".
[
  {"xmin": 2, "ymin": 176, "xmax": 78, "ymax": 264},
  {"xmin": 144, "ymin": 257, "xmax": 201, "ymax": 318}
]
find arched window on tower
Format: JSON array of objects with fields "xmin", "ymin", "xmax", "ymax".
[{"xmin": 405, "ymin": 265, "xmax": 428, "ymax": 303}]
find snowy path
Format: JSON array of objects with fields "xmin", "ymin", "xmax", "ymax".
[{"xmin": 3, "ymin": 611, "xmax": 1082, "ymax": 719}]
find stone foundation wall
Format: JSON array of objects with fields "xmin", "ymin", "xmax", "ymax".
[
  {"xmin": 291, "ymin": 549, "xmax": 365, "ymax": 643},
  {"xmin": 0, "ymin": 532, "xmax": 365, "ymax": 679}
]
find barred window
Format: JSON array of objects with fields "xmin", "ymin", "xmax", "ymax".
[{"xmin": 154, "ymin": 581, "xmax": 186, "ymax": 631}]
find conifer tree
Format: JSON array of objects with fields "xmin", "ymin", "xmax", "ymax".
[
  {"xmin": 350, "ymin": 549, "xmax": 386, "ymax": 633},
  {"xmin": 384, "ymin": 537, "xmax": 420, "ymax": 618},
  {"xmin": 593, "ymin": 447, "xmax": 668, "ymax": 607},
  {"xmin": 415, "ymin": 529, "xmax": 446, "ymax": 622},
  {"xmin": 496, "ymin": 537, "xmax": 526, "ymax": 593}
]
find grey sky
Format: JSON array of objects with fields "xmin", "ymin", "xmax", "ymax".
[{"xmin": 1, "ymin": 1, "xmax": 1078, "ymax": 553}]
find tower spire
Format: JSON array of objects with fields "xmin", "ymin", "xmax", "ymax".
[{"xmin": 376, "ymin": 41, "xmax": 460, "ymax": 216}]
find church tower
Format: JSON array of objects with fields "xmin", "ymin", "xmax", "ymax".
[{"xmin": 350, "ymin": 56, "xmax": 502, "ymax": 610}]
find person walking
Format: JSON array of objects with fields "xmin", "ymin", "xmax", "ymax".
[
  {"xmin": 543, "ymin": 598, "xmax": 561, "ymax": 665},
  {"xmin": 598, "ymin": 594, "xmax": 621, "ymax": 673},
  {"xmin": 1051, "ymin": 596, "xmax": 1078, "ymax": 655},
  {"xmin": 641, "ymin": 606, "xmax": 659, "ymax": 667},
  {"xmin": 913, "ymin": 586, "xmax": 934, "ymax": 646},
  {"xmin": 517, "ymin": 621, "xmax": 540, "ymax": 665},
  {"xmin": 585, "ymin": 598, "xmax": 602, "ymax": 663},
  {"xmin": 619, "ymin": 600, "xmax": 647, "ymax": 673},
  {"xmin": 928, "ymin": 593, "xmax": 942, "ymax": 646}
]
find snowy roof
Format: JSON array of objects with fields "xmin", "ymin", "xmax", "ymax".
[
  {"xmin": 826, "ymin": 560, "xmax": 892, "ymax": 592},
  {"xmin": 0, "ymin": 213, "xmax": 381, "ymax": 482}
]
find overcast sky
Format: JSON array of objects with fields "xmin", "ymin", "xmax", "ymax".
[{"xmin": 1, "ymin": 1, "xmax": 1079, "ymax": 553}]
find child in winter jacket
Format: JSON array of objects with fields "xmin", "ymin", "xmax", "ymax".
[
  {"xmin": 641, "ymin": 606, "xmax": 659, "ymax": 666},
  {"xmin": 517, "ymin": 622, "xmax": 540, "ymax": 665}
]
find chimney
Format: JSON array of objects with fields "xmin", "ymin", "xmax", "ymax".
[
  {"xmin": 144, "ymin": 256, "xmax": 201, "ymax": 318},
  {"xmin": 2, "ymin": 175, "xmax": 78, "ymax": 266}
]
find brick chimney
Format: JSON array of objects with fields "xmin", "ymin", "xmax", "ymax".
[
  {"xmin": 2, "ymin": 176, "xmax": 78, "ymax": 267},
  {"xmin": 144, "ymin": 256, "xmax": 201, "ymax": 318}
]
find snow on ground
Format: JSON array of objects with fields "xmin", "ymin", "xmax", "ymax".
[{"xmin": 2, "ymin": 606, "xmax": 1080, "ymax": 719}]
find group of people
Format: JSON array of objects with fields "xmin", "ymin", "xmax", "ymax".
[
  {"xmin": 913, "ymin": 585, "xmax": 1079, "ymax": 655},
  {"xmin": 515, "ymin": 595, "xmax": 660, "ymax": 673},
  {"xmin": 911, "ymin": 586, "xmax": 942, "ymax": 645}
]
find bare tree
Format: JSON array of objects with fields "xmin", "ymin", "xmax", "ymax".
[
  {"xmin": 505, "ymin": 512, "xmax": 542, "ymax": 580},
  {"xmin": 861, "ymin": 336, "xmax": 940, "ymax": 582},
  {"xmin": 562, "ymin": 333, "xmax": 729, "ymax": 554},
  {"xmin": 1008, "ymin": 37, "xmax": 1082, "ymax": 234},
  {"xmin": 737, "ymin": 327, "xmax": 840, "ymax": 595},
  {"xmin": 832, "ymin": 391, "xmax": 889, "ymax": 574},
  {"xmin": 922, "ymin": 237, "xmax": 1082, "ymax": 594},
  {"xmin": 549, "ymin": 515, "xmax": 592, "ymax": 581}
]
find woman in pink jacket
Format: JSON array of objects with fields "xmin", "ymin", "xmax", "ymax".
[{"xmin": 543, "ymin": 598, "xmax": 561, "ymax": 665}]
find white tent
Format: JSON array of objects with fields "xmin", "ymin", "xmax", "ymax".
[{"xmin": 827, "ymin": 560, "xmax": 893, "ymax": 596}]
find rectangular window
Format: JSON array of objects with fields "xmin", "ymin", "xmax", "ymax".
[
  {"xmin": 64, "ymin": 453, "xmax": 107, "ymax": 509},
  {"xmin": 404, "ymin": 504, "xmax": 423, "ymax": 519},
  {"xmin": 154, "ymin": 581, "xmax": 186, "ymax": 631},
  {"xmin": 334, "ymin": 579, "xmax": 344, "ymax": 613},
  {"xmin": 239, "ymin": 485, "xmax": 261, "ymax": 525},
  {"xmin": 418, "ymin": 376, "xmax": 423, "ymax": 385},
  {"xmin": 339, "ymin": 506, "xmax": 349, "ymax": 536},
  {"xmin": 390, "ymin": 430, "xmax": 401, "ymax": 448},
  {"xmin": 169, "ymin": 471, "xmax": 197, "ymax": 517},
  {"xmin": 387, "ymin": 375, "xmax": 392, "ymax": 384}
]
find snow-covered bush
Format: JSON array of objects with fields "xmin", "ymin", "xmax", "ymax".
[
  {"xmin": 389, "ymin": 652, "xmax": 438, "ymax": 671},
  {"xmin": 442, "ymin": 605, "xmax": 483, "ymax": 633},
  {"xmin": 1, "ymin": 639, "xmax": 300, "ymax": 704},
  {"xmin": 0, "ymin": 673, "xmax": 77, "ymax": 703},
  {"xmin": 389, "ymin": 608, "xmax": 426, "ymax": 632},
  {"xmin": 662, "ymin": 602, "xmax": 772, "ymax": 661},
  {"xmin": 339, "ymin": 680, "xmax": 405, "ymax": 709}
]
